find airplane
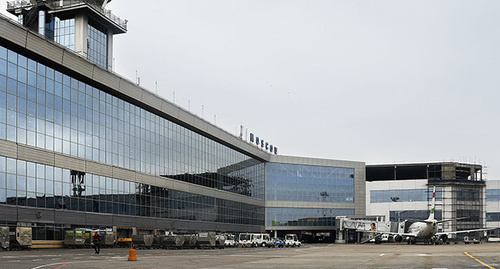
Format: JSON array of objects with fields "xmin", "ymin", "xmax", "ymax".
[{"xmin": 368, "ymin": 186, "xmax": 492, "ymax": 244}]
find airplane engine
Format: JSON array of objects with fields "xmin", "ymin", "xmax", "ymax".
[{"xmin": 394, "ymin": 235, "xmax": 403, "ymax": 243}]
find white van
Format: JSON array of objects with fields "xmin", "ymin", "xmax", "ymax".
[{"xmin": 251, "ymin": 233, "xmax": 271, "ymax": 247}]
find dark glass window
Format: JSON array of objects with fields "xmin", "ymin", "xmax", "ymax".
[
  {"xmin": 486, "ymin": 212, "xmax": 500, "ymax": 221},
  {"xmin": 267, "ymin": 208, "xmax": 354, "ymax": 227}
]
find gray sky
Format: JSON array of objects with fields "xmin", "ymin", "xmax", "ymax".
[{"xmin": 4, "ymin": 1, "xmax": 500, "ymax": 179}]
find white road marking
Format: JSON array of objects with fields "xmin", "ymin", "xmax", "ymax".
[{"xmin": 31, "ymin": 262, "xmax": 66, "ymax": 269}]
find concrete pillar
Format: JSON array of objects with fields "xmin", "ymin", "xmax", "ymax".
[
  {"xmin": 74, "ymin": 12, "xmax": 88, "ymax": 58},
  {"xmin": 38, "ymin": 10, "xmax": 45, "ymax": 36},
  {"xmin": 335, "ymin": 229, "xmax": 345, "ymax": 243},
  {"xmin": 107, "ymin": 29, "xmax": 113, "ymax": 71}
]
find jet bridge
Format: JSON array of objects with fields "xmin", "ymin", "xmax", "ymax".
[{"xmin": 335, "ymin": 216, "xmax": 394, "ymax": 244}]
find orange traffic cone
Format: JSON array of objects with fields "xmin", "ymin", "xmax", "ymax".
[{"xmin": 128, "ymin": 248, "xmax": 137, "ymax": 261}]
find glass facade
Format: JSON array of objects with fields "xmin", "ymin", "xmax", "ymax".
[
  {"xmin": 0, "ymin": 156, "xmax": 263, "ymax": 226},
  {"xmin": 370, "ymin": 188, "xmax": 442, "ymax": 203},
  {"xmin": 266, "ymin": 163, "xmax": 354, "ymax": 203},
  {"xmin": 38, "ymin": 11, "xmax": 55, "ymax": 41},
  {"xmin": 267, "ymin": 208, "xmax": 354, "ymax": 227},
  {"xmin": 55, "ymin": 18, "xmax": 75, "ymax": 50},
  {"xmin": 486, "ymin": 189, "xmax": 500, "ymax": 202},
  {"xmin": 389, "ymin": 210, "xmax": 442, "ymax": 222},
  {"xmin": 456, "ymin": 187, "xmax": 480, "ymax": 201},
  {"xmin": 0, "ymin": 220, "xmax": 67, "ymax": 240},
  {"xmin": 0, "ymin": 44, "xmax": 265, "ymax": 199},
  {"xmin": 457, "ymin": 209, "xmax": 480, "ymax": 222},
  {"xmin": 486, "ymin": 212, "xmax": 500, "ymax": 222},
  {"xmin": 0, "ymin": 44, "xmax": 266, "ymax": 233},
  {"xmin": 87, "ymin": 19, "xmax": 108, "ymax": 69}
]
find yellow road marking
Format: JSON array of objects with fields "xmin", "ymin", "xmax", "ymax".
[{"xmin": 464, "ymin": 252, "xmax": 495, "ymax": 269}]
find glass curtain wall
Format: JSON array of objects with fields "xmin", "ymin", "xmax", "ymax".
[
  {"xmin": 370, "ymin": 188, "xmax": 443, "ymax": 203},
  {"xmin": 266, "ymin": 162, "xmax": 355, "ymax": 227},
  {"xmin": 0, "ymin": 156, "xmax": 264, "ymax": 227},
  {"xmin": 55, "ymin": 17, "xmax": 75, "ymax": 50},
  {"xmin": 266, "ymin": 163, "xmax": 354, "ymax": 203},
  {"xmin": 0, "ymin": 44, "xmax": 265, "ymax": 200},
  {"xmin": 87, "ymin": 19, "xmax": 107, "ymax": 69}
]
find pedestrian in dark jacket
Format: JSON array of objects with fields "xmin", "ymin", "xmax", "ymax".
[{"xmin": 92, "ymin": 232, "xmax": 101, "ymax": 254}]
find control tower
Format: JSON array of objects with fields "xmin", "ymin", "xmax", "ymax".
[{"xmin": 6, "ymin": 0, "xmax": 127, "ymax": 70}]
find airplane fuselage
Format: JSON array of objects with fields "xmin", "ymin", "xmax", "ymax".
[{"xmin": 408, "ymin": 220, "xmax": 438, "ymax": 239}]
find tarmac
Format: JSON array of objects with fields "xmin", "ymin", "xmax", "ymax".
[{"xmin": 1, "ymin": 242, "xmax": 500, "ymax": 269}]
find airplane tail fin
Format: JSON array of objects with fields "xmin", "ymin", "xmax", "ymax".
[{"xmin": 427, "ymin": 186, "xmax": 436, "ymax": 220}]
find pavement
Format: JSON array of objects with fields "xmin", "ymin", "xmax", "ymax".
[{"xmin": 1, "ymin": 243, "xmax": 500, "ymax": 269}]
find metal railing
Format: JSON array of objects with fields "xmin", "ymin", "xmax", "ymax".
[
  {"xmin": 6, "ymin": 0, "xmax": 127, "ymax": 31},
  {"xmin": 7, "ymin": 0, "xmax": 32, "ymax": 10}
]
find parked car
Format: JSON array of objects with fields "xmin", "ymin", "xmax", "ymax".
[{"xmin": 271, "ymin": 238, "xmax": 284, "ymax": 248}]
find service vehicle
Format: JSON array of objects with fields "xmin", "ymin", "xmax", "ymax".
[
  {"xmin": 251, "ymin": 233, "xmax": 272, "ymax": 247},
  {"xmin": 463, "ymin": 236, "xmax": 481, "ymax": 244},
  {"xmin": 284, "ymin": 234, "xmax": 301, "ymax": 247},
  {"xmin": 238, "ymin": 233, "xmax": 252, "ymax": 247},
  {"xmin": 223, "ymin": 234, "xmax": 237, "ymax": 247},
  {"xmin": 487, "ymin": 236, "xmax": 500, "ymax": 243}
]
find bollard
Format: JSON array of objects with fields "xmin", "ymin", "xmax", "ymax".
[{"xmin": 128, "ymin": 248, "xmax": 137, "ymax": 261}]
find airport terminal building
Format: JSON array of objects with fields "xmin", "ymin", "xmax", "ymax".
[
  {"xmin": 366, "ymin": 162, "xmax": 487, "ymax": 235},
  {"xmin": 0, "ymin": 0, "xmax": 365, "ymax": 241},
  {"xmin": 486, "ymin": 180, "xmax": 500, "ymax": 233}
]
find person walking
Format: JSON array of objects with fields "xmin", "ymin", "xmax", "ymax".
[{"xmin": 92, "ymin": 232, "xmax": 101, "ymax": 254}]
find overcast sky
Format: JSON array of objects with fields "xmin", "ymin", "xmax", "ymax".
[{"xmin": 5, "ymin": 1, "xmax": 500, "ymax": 179}]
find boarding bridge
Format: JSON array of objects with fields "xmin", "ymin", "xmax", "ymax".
[{"xmin": 335, "ymin": 216, "xmax": 394, "ymax": 244}]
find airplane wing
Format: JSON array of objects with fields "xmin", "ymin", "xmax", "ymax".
[
  {"xmin": 359, "ymin": 233, "xmax": 382, "ymax": 244},
  {"xmin": 359, "ymin": 232, "xmax": 417, "ymax": 244},
  {"xmin": 382, "ymin": 231, "xmax": 417, "ymax": 238},
  {"xmin": 362, "ymin": 231, "xmax": 417, "ymax": 240},
  {"xmin": 436, "ymin": 217, "xmax": 470, "ymax": 224},
  {"xmin": 436, "ymin": 228, "xmax": 495, "ymax": 236}
]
